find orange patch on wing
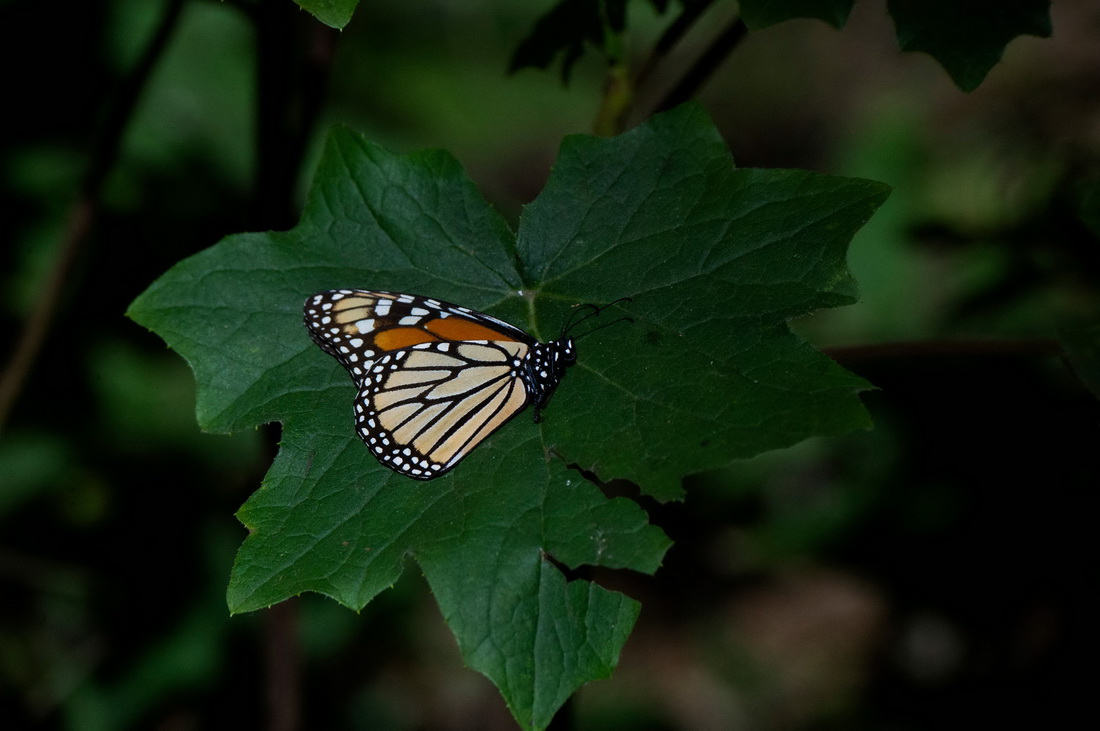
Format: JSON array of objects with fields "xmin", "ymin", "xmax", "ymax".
[
  {"xmin": 426, "ymin": 317, "xmax": 517, "ymax": 342},
  {"xmin": 375, "ymin": 327, "xmax": 441, "ymax": 351}
]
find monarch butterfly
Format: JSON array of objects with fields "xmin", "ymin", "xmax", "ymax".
[{"xmin": 303, "ymin": 289, "xmax": 628, "ymax": 480}]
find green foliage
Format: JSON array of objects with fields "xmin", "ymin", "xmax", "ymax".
[
  {"xmin": 888, "ymin": 0, "xmax": 1053, "ymax": 91},
  {"xmin": 510, "ymin": 0, "xmax": 1053, "ymax": 94},
  {"xmin": 293, "ymin": 0, "xmax": 359, "ymax": 29},
  {"xmin": 128, "ymin": 103, "xmax": 885, "ymax": 728},
  {"xmin": 292, "ymin": 0, "xmax": 1057, "ymax": 94},
  {"xmin": 509, "ymin": 0, "xmax": 635, "ymax": 80},
  {"xmin": 510, "ymin": 0, "xmax": 610, "ymax": 74},
  {"xmin": 0, "ymin": 433, "xmax": 73, "ymax": 518}
]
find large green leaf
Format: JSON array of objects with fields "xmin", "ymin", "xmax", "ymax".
[
  {"xmin": 888, "ymin": 0, "xmax": 1052, "ymax": 91},
  {"xmin": 128, "ymin": 103, "xmax": 887, "ymax": 728}
]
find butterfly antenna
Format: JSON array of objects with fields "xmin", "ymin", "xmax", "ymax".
[
  {"xmin": 562, "ymin": 297, "xmax": 634, "ymax": 339},
  {"xmin": 561, "ymin": 304, "xmax": 599, "ymax": 336}
]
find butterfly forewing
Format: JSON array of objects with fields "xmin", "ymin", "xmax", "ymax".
[{"xmin": 303, "ymin": 289, "xmax": 565, "ymax": 480}]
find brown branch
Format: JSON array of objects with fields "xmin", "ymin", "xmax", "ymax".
[
  {"xmin": 0, "ymin": 0, "xmax": 187, "ymax": 433},
  {"xmin": 0, "ymin": 200, "xmax": 94, "ymax": 432},
  {"xmin": 654, "ymin": 15, "xmax": 748, "ymax": 113},
  {"xmin": 634, "ymin": 0, "xmax": 715, "ymax": 91}
]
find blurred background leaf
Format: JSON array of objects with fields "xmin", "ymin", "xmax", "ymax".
[{"xmin": 888, "ymin": 0, "xmax": 1053, "ymax": 91}]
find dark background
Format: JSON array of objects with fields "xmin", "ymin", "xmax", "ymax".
[{"xmin": 2, "ymin": 1, "xmax": 1097, "ymax": 729}]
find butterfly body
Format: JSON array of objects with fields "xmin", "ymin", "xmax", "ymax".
[{"xmin": 304, "ymin": 289, "xmax": 576, "ymax": 480}]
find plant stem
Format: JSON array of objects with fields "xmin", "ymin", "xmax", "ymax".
[
  {"xmin": 264, "ymin": 599, "xmax": 301, "ymax": 731},
  {"xmin": 634, "ymin": 0, "xmax": 715, "ymax": 91},
  {"xmin": 593, "ymin": 0, "xmax": 632, "ymax": 136}
]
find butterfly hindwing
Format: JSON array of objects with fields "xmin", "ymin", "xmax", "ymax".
[
  {"xmin": 353, "ymin": 339, "xmax": 531, "ymax": 477},
  {"xmin": 304, "ymin": 289, "xmax": 560, "ymax": 480}
]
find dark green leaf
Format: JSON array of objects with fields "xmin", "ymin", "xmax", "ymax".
[
  {"xmin": 739, "ymin": 0, "xmax": 856, "ymax": 29},
  {"xmin": 128, "ymin": 103, "xmax": 887, "ymax": 728},
  {"xmin": 517, "ymin": 105, "xmax": 886, "ymax": 500},
  {"xmin": 511, "ymin": 0, "xmax": 688, "ymax": 80},
  {"xmin": 292, "ymin": 0, "xmax": 358, "ymax": 29},
  {"xmin": 887, "ymin": 0, "xmax": 1052, "ymax": 91},
  {"xmin": 509, "ymin": 0, "xmax": 626, "ymax": 80}
]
